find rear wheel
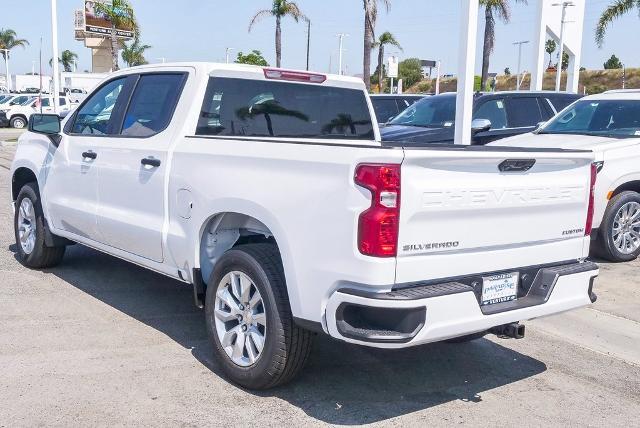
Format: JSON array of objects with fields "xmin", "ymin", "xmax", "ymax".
[
  {"xmin": 205, "ymin": 244, "xmax": 312, "ymax": 389},
  {"xmin": 14, "ymin": 183, "xmax": 66, "ymax": 268},
  {"xmin": 597, "ymin": 191, "xmax": 640, "ymax": 262},
  {"xmin": 10, "ymin": 116, "xmax": 27, "ymax": 129}
]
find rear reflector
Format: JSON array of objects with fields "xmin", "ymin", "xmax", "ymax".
[
  {"xmin": 355, "ymin": 164, "xmax": 401, "ymax": 257},
  {"xmin": 585, "ymin": 163, "xmax": 597, "ymax": 236},
  {"xmin": 263, "ymin": 68, "xmax": 327, "ymax": 84}
]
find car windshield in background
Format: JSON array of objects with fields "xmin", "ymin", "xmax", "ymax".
[
  {"xmin": 541, "ymin": 99, "xmax": 640, "ymax": 138},
  {"xmin": 389, "ymin": 95, "xmax": 456, "ymax": 128},
  {"xmin": 196, "ymin": 77, "xmax": 374, "ymax": 140}
]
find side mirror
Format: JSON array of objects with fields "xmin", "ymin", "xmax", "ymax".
[
  {"xmin": 471, "ymin": 118, "xmax": 492, "ymax": 134},
  {"xmin": 29, "ymin": 114, "xmax": 62, "ymax": 147}
]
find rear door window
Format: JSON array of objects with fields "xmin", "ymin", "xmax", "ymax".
[
  {"xmin": 197, "ymin": 77, "xmax": 374, "ymax": 140},
  {"xmin": 506, "ymin": 97, "xmax": 544, "ymax": 128},
  {"xmin": 121, "ymin": 73, "xmax": 186, "ymax": 137}
]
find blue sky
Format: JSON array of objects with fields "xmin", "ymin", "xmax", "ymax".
[{"xmin": 2, "ymin": 0, "xmax": 638, "ymax": 77}]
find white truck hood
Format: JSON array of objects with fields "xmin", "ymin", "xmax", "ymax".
[{"xmin": 488, "ymin": 132, "xmax": 635, "ymax": 153}]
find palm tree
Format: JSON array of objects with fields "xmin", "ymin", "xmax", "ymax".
[
  {"xmin": 49, "ymin": 50, "xmax": 79, "ymax": 72},
  {"xmin": 479, "ymin": 0, "xmax": 527, "ymax": 90},
  {"xmin": 249, "ymin": 0, "xmax": 308, "ymax": 68},
  {"xmin": 372, "ymin": 32, "xmax": 402, "ymax": 93},
  {"xmin": 362, "ymin": 0, "xmax": 391, "ymax": 91},
  {"xmin": 93, "ymin": 0, "xmax": 138, "ymax": 71},
  {"xmin": 121, "ymin": 37, "xmax": 151, "ymax": 67},
  {"xmin": 0, "ymin": 28, "xmax": 29, "ymax": 61},
  {"xmin": 545, "ymin": 39, "xmax": 556, "ymax": 69},
  {"xmin": 596, "ymin": 0, "xmax": 640, "ymax": 47}
]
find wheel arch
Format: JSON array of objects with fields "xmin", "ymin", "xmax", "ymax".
[
  {"xmin": 197, "ymin": 212, "xmax": 280, "ymax": 288},
  {"xmin": 12, "ymin": 167, "xmax": 38, "ymax": 201},
  {"xmin": 611, "ymin": 180, "xmax": 640, "ymax": 199}
]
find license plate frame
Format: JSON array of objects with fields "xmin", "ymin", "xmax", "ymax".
[{"xmin": 481, "ymin": 272, "xmax": 519, "ymax": 306}]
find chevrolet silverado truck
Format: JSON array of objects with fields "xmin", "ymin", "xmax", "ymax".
[
  {"xmin": 491, "ymin": 90, "xmax": 640, "ymax": 262},
  {"xmin": 11, "ymin": 63, "xmax": 599, "ymax": 389}
]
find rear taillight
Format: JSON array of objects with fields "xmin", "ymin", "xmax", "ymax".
[
  {"xmin": 355, "ymin": 164, "xmax": 401, "ymax": 257},
  {"xmin": 585, "ymin": 163, "xmax": 597, "ymax": 236}
]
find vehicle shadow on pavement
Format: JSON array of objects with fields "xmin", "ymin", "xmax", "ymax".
[{"xmin": 41, "ymin": 244, "xmax": 547, "ymax": 426}]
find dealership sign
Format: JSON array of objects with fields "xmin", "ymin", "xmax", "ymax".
[{"xmin": 81, "ymin": 0, "xmax": 134, "ymax": 39}]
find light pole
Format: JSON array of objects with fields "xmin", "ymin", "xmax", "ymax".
[
  {"xmin": 305, "ymin": 20, "xmax": 311, "ymax": 71},
  {"xmin": 553, "ymin": 1, "xmax": 575, "ymax": 92},
  {"xmin": 225, "ymin": 48, "xmax": 234, "ymax": 64},
  {"xmin": 51, "ymin": 0, "xmax": 61, "ymax": 112},
  {"xmin": 337, "ymin": 33, "xmax": 348, "ymax": 75},
  {"xmin": 156, "ymin": 57, "xmax": 167, "ymax": 64},
  {"xmin": 1, "ymin": 49, "xmax": 10, "ymax": 91},
  {"xmin": 513, "ymin": 40, "xmax": 529, "ymax": 90}
]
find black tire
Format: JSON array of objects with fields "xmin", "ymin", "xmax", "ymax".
[
  {"xmin": 205, "ymin": 244, "xmax": 312, "ymax": 389},
  {"xmin": 596, "ymin": 191, "xmax": 640, "ymax": 262},
  {"xmin": 445, "ymin": 331, "xmax": 487, "ymax": 343},
  {"xmin": 10, "ymin": 116, "xmax": 27, "ymax": 129},
  {"xmin": 14, "ymin": 182, "xmax": 66, "ymax": 268}
]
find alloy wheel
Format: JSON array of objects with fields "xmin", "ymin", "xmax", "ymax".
[
  {"xmin": 612, "ymin": 201, "xmax": 640, "ymax": 254},
  {"xmin": 17, "ymin": 198, "xmax": 37, "ymax": 255},
  {"xmin": 214, "ymin": 271, "xmax": 267, "ymax": 367}
]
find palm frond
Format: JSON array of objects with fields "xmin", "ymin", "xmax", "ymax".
[
  {"xmin": 283, "ymin": 2, "xmax": 308, "ymax": 22},
  {"xmin": 248, "ymin": 9, "xmax": 273, "ymax": 32},
  {"xmin": 596, "ymin": 0, "xmax": 636, "ymax": 47}
]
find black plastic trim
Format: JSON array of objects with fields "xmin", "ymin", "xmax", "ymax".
[
  {"xmin": 335, "ymin": 303, "xmax": 426, "ymax": 343},
  {"xmin": 293, "ymin": 317, "xmax": 325, "ymax": 334},
  {"xmin": 340, "ymin": 282, "xmax": 473, "ymax": 301},
  {"xmin": 192, "ymin": 268, "xmax": 206, "ymax": 309}
]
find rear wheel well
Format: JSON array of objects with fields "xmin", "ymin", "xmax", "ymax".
[
  {"xmin": 611, "ymin": 181, "xmax": 640, "ymax": 199},
  {"xmin": 12, "ymin": 168, "xmax": 38, "ymax": 201},
  {"xmin": 198, "ymin": 213, "xmax": 277, "ymax": 288}
]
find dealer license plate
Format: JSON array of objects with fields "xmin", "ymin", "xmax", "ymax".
[{"xmin": 481, "ymin": 272, "xmax": 518, "ymax": 305}]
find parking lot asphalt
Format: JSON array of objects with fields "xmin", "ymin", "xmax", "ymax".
[
  {"xmin": 0, "ymin": 144, "xmax": 639, "ymax": 427},
  {"xmin": 0, "ymin": 128, "xmax": 25, "ymax": 144}
]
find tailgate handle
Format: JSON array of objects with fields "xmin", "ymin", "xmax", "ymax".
[{"xmin": 498, "ymin": 159, "xmax": 536, "ymax": 172}]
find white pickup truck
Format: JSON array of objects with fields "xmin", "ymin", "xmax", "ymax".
[
  {"xmin": 491, "ymin": 90, "xmax": 640, "ymax": 262},
  {"xmin": 11, "ymin": 63, "xmax": 599, "ymax": 389}
]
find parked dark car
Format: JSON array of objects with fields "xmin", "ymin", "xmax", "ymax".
[
  {"xmin": 380, "ymin": 91, "xmax": 582, "ymax": 145},
  {"xmin": 0, "ymin": 111, "xmax": 8, "ymax": 128},
  {"xmin": 370, "ymin": 94, "xmax": 427, "ymax": 125}
]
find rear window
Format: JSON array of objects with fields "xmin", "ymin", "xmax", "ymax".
[{"xmin": 196, "ymin": 77, "xmax": 374, "ymax": 140}]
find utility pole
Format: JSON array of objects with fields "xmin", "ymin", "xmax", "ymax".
[
  {"xmin": 553, "ymin": 1, "xmax": 575, "ymax": 92},
  {"xmin": 337, "ymin": 33, "xmax": 348, "ymax": 75},
  {"xmin": 513, "ymin": 40, "xmax": 529, "ymax": 90},
  {"xmin": 435, "ymin": 60, "xmax": 441, "ymax": 95},
  {"xmin": 51, "ymin": 0, "xmax": 60, "ymax": 112},
  {"xmin": 305, "ymin": 20, "xmax": 311, "ymax": 71},
  {"xmin": 225, "ymin": 48, "xmax": 234, "ymax": 64},
  {"xmin": 156, "ymin": 57, "xmax": 167, "ymax": 64}
]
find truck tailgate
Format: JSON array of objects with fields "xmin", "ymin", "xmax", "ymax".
[{"xmin": 396, "ymin": 147, "xmax": 595, "ymax": 284}]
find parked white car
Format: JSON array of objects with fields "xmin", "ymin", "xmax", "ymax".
[
  {"xmin": 490, "ymin": 90, "xmax": 640, "ymax": 262},
  {"xmin": 1, "ymin": 96, "xmax": 70, "ymax": 128},
  {"xmin": 11, "ymin": 63, "xmax": 599, "ymax": 389}
]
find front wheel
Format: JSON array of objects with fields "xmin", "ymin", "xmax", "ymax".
[
  {"xmin": 205, "ymin": 244, "xmax": 312, "ymax": 389},
  {"xmin": 14, "ymin": 183, "xmax": 66, "ymax": 268},
  {"xmin": 597, "ymin": 191, "xmax": 640, "ymax": 262},
  {"xmin": 10, "ymin": 116, "xmax": 27, "ymax": 129}
]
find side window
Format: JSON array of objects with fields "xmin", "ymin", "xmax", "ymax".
[
  {"xmin": 373, "ymin": 99, "xmax": 400, "ymax": 123},
  {"xmin": 121, "ymin": 73, "xmax": 185, "ymax": 137},
  {"xmin": 40, "ymin": 98, "xmax": 51, "ymax": 108},
  {"xmin": 71, "ymin": 77, "xmax": 126, "ymax": 135},
  {"xmin": 507, "ymin": 97, "xmax": 544, "ymax": 128},
  {"xmin": 59, "ymin": 98, "xmax": 67, "ymax": 106},
  {"xmin": 473, "ymin": 99, "xmax": 507, "ymax": 129}
]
